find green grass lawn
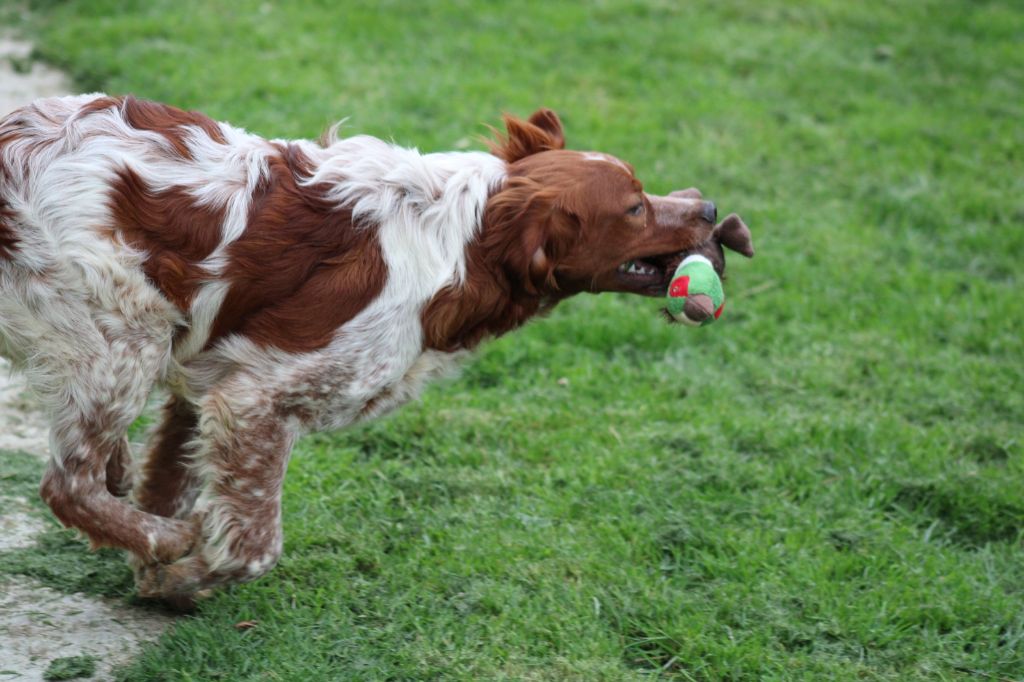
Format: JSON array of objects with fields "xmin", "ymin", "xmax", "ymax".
[{"xmin": 1, "ymin": 0, "xmax": 1022, "ymax": 679}]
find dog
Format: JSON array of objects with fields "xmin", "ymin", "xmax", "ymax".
[{"xmin": 0, "ymin": 94, "xmax": 751, "ymax": 599}]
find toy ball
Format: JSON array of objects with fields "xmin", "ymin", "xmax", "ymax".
[{"xmin": 665, "ymin": 254, "xmax": 724, "ymax": 326}]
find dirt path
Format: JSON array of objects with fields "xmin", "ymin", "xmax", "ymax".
[
  {"xmin": 0, "ymin": 32, "xmax": 174, "ymax": 682},
  {"xmin": 0, "ymin": 33, "xmax": 67, "ymax": 116}
]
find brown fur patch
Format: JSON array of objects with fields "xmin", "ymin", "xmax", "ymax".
[
  {"xmin": 108, "ymin": 167, "xmax": 226, "ymax": 310},
  {"xmin": 75, "ymin": 95, "xmax": 124, "ymax": 118},
  {"xmin": 120, "ymin": 95, "xmax": 227, "ymax": 158},
  {"xmin": 207, "ymin": 143, "xmax": 387, "ymax": 352},
  {"xmin": 72, "ymin": 95, "xmax": 228, "ymax": 159},
  {"xmin": 107, "ymin": 142, "xmax": 386, "ymax": 353},
  {"xmin": 0, "ymin": 198, "xmax": 19, "ymax": 259}
]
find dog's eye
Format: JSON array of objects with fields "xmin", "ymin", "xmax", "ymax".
[{"xmin": 627, "ymin": 202, "xmax": 644, "ymax": 217}]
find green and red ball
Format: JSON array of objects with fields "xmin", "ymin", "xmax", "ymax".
[{"xmin": 665, "ymin": 255, "xmax": 724, "ymax": 326}]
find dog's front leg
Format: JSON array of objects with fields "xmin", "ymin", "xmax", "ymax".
[{"xmin": 135, "ymin": 385, "xmax": 301, "ymax": 598}]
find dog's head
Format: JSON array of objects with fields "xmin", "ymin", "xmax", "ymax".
[
  {"xmin": 423, "ymin": 110, "xmax": 753, "ymax": 351},
  {"xmin": 486, "ymin": 109, "xmax": 752, "ymax": 299}
]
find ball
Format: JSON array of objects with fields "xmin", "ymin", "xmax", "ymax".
[{"xmin": 665, "ymin": 255, "xmax": 724, "ymax": 326}]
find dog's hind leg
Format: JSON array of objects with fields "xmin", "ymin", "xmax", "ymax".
[
  {"xmin": 0, "ymin": 263, "xmax": 198, "ymax": 563},
  {"xmin": 34, "ymin": 333, "xmax": 199, "ymax": 563},
  {"xmin": 134, "ymin": 394, "xmax": 203, "ymax": 519}
]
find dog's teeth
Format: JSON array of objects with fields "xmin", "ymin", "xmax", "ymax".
[{"xmin": 619, "ymin": 260, "xmax": 657, "ymax": 276}]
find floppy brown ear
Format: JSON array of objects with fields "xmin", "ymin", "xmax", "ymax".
[
  {"xmin": 420, "ymin": 178, "xmax": 575, "ymax": 351},
  {"xmin": 489, "ymin": 109, "xmax": 566, "ymax": 163},
  {"xmin": 481, "ymin": 177, "xmax": 578, "ymax": 294},
  {"xmin": 519, "ymin": 202, "xmax": 581, "ymax": 295}
]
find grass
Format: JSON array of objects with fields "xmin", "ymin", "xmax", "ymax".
[
  {"xmin": 43, "ymin": 655, "xmax": 98, "ymax": 681},
  {"xmin": 0, "ymin": 0, "xmax": 1021, "ymax": 679}
]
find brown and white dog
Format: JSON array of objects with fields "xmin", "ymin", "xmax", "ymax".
[{"xmin": 0, "ymin": 95, "xmax": 750, "ymax": 599}]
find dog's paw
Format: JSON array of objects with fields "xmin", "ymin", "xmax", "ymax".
[
  {"xmin": 132, "ymin": 511, "xmax": 281, "ymax": 599},
  {"xmin": 135, "ymin": 554, "xmax": 211, "ymax": 598}
]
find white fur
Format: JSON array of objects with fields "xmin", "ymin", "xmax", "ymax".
[{"xmin": 583, "ymin": 151, "xmax": 630, "ymax": 172}]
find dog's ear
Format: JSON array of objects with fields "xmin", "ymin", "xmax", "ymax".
[
  {"xmin": 423, "ymin": 176, "xmax": 575, "ymax": 351},
  {"xmin": 521, "ymin": 205, "xmax": 578, "ymax": 294},
  {"xmin": 489, "ymin": 109, "xmax": 566, "ymax": 163},
  {"xmin": 526, "ymin": 109, "xmax": 565, "ymax": 150},
  {"xmin": 482, "ymin": 177, "xmax": 578, "ymax": 294}
]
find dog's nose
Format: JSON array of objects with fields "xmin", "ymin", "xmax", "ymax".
[{"xmin": 701, "ymin": 201, "xmax": 718, "ymax": 224}]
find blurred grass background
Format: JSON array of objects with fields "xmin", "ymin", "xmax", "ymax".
[{"xmin": 0, "ymin": 0, "xmax": 1021, "ymax": 679}]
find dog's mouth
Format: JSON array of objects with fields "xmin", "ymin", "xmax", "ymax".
[
  {"xmin": 605, "ymin": 214, "xmax": 751, "ymax": 298},
  {"xmin": 614, "ymin": 251, "xmax": 691, "ymax": 296}
]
